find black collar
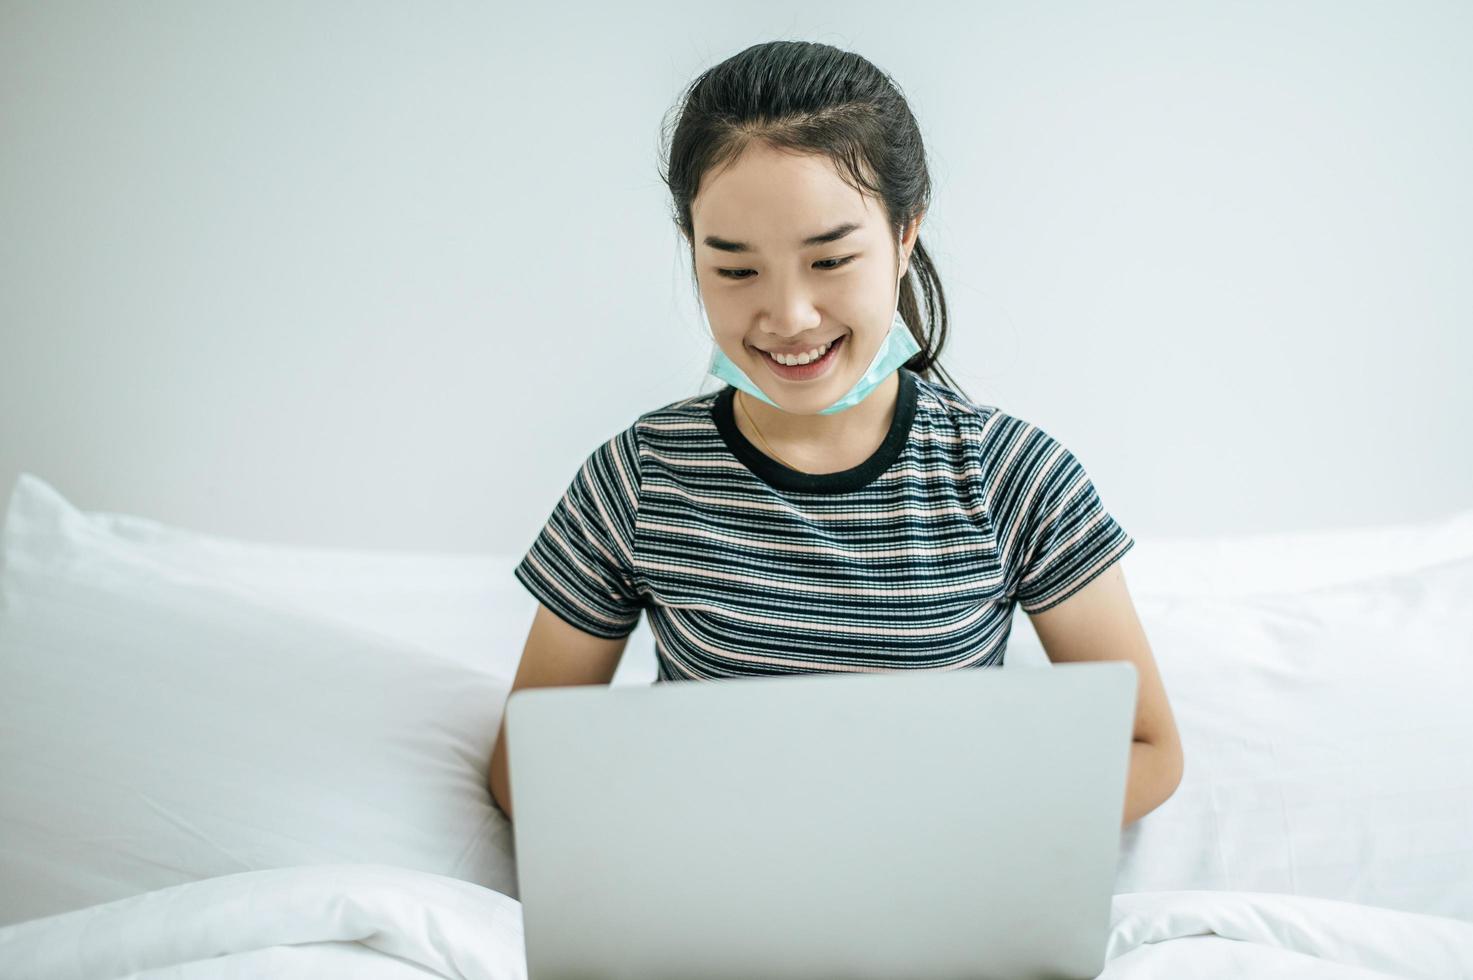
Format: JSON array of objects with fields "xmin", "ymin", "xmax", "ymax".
[{"xmin": 711, "ymin": 368, "xmax": 919, "ymax": 494}]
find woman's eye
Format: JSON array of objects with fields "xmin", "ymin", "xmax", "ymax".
[{"xmin": 716, "ymin": 255, "xmax": 856, "ymax": 280}]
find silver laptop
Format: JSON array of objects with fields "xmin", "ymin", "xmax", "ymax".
[{"xmin": 505, "ymin": 660, "xmax": 1138, "ymax": 980}]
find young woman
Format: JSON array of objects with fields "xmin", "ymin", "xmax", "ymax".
[{"xmin": 491, "ymin": 40, "xmax": 1182, "ymax": 827}]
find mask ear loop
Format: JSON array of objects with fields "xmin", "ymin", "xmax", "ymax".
[{"xmin": 890, "ymin": 236, "xmax": 907, "ymax": 359}]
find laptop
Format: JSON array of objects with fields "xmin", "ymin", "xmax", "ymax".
[{"xmin": 505, "ymin": 659, "xmax": 1138, "ymax": 980}]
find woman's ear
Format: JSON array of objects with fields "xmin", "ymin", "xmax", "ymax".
[{"xmin": 898, "ymin": 211, "xmax": 925, "ymax": 278}]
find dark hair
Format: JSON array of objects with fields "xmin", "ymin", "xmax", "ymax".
[{"xmin": 658, "ymin": 40, "xmax": 969, "ymax": 399}]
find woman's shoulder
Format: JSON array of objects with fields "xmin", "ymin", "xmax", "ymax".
[
  {"xmin": 631, "ymin": 387, "xmax": 723, "ymax": 430},
  {"xmin": 574, "ymin": 388, "xmax": 724, "ymax": 476},
  {"xmin": 908, "ymin": 373, "xmax": 1081, "ymax": 472},
  {"xmin": 909, "ymin": 371, "xmax": 1005, "ymax": 429}
]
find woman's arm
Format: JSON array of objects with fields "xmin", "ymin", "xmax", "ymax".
[
  {"xmin": 1122, "ymin": 737, "xmax": 1185, "ymax": 827},
  {"xmin": 1027, "ymin": 562, "xmax": 1186, "ymax": 828}
]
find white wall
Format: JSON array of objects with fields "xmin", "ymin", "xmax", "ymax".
[{"xmin": 2, "ymin": 1, "xmax": 1469, "ymax": 555}]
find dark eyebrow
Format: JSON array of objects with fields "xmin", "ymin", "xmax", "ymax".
[{"xmin": 702, "ymin": 221, "xmax": 861, "ymax": 254}]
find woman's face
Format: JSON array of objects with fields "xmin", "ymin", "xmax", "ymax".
[{"xmin": 689, "ymin": 144, "xmax": 918, "ymax": 415}]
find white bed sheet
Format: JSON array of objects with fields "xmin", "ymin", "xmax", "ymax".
[{"xmin": 2, "ymin": 864, "xmax": 1470, "ymax": 980}]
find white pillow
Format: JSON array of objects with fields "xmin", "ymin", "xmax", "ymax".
[
  {"xmin": 1116, "ymin": 505, "xmax": 1473, "ymax": 600},
  {"xmin": 1006, "ymin": 504, "xmax": 1473, "ymax": 666},
  {"xmin": 1112, "ymin": 554, "xmax": 1473, "ymax": 921},
  {"xmin": 78, "ymin": 488, "xmax": 660, "ymax": 686},
  {"xmin": 81, "ymin": 504, "xmax": 534, "ymax": 677},
  {"xmin": 0, "ymin": 474, "xmax": 520, "ymax": 927}
]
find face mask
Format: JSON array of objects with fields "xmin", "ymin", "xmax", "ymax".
[{"xmin": 704, "ymin": 295, "xmax": 922, "ymax": 416}]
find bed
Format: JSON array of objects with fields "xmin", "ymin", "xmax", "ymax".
[{"xmin": 2, "ymin": 471, "xmax": 1470, "ymax": 978}]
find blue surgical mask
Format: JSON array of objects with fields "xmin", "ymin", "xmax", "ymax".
[{"xmin": 704, "ymin": 301, "xmax": 921, "ymax": 416}]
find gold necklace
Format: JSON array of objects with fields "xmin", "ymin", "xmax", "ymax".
[{"xmin": 735, "ymin": 390, "xmax": 800, "ymax": 470}]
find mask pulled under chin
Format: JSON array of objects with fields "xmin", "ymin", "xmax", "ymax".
[{"xmin": 705, "ymin": 304, "xmax": 921, "ymax": 416}]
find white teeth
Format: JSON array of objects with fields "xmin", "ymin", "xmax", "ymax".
[{"xmin": 767, "ymin": 340, "xmax": 832, "ymax": 366}]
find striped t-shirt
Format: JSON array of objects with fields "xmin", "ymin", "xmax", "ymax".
[{"xmin": 513, "ymin": 367, "xmax": 1135, "ymax": 682}]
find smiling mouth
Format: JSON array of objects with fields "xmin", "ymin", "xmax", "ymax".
[
  {"xmin": 755, "ymin": 335, "xmax": 845, "ymax": 364},
  {"xmin": 753, "ymin": 334, "xmax": 846, "ymax": 380}
]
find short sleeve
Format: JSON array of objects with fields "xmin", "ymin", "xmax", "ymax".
[
  {"xmin": 513, "ymin": 427, "xmax": 645, "ymax": 639},
  {"xmin": 1010, "ymin": 425, "xmax": 1135, "ymax": 614}
]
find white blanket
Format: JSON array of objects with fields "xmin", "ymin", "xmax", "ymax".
[
  {"xmin": 0, "ymin": 864, "xmax": 528, "ymax": 980},
  {"xmin": 1102, "ymin": 890, "xmax": 1473, "ymax": 979},
  {"xmin": 1, "ymin": 864, "xmax": 1470, "ymax": 979}
]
